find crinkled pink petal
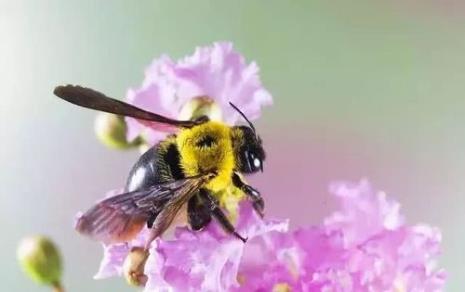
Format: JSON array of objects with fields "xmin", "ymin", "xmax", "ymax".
[
  {"xmin": 94, "ymin": 243, "xmax": 129, "ymax": 279},
  {"xmin": 325, "ymin": 179, "xmax": 404, "ymax": 247}
]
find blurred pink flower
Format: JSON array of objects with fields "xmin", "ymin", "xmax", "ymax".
[
  {"xmin": 93, "ymin": 181, "xmax": 445, "ymax": 291},
  {"xmin": 125, "ymin": 42, "xmax": 273, "ymax": 145}
]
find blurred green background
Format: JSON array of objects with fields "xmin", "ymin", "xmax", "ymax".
[{"xmin": 1, "ymin": 0, "xmax": 464, "ymax": 290}]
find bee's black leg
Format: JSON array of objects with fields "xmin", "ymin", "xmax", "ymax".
[
  {"xmin": 146, "ymin": 212, "xmax": 157, "ymax": 228},
  {"xmin": 232, "ymin": 173, "xmax": 265, "ymax": 217},
  {"xmin": 199, "ymin": 189, "xmax": 247, "ymax": 243},
  {"xmin": 187, "ymin": 194, "xmax": 212, "ymax": 231}
]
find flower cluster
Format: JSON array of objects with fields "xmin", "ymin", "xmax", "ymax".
[
  {"xmin": 89, "ymin": 42, "xmax": 445, "ymax": 291},
  {"xmin": 95, "ymin": 181, "xmax": 445, "ymax": 291}
]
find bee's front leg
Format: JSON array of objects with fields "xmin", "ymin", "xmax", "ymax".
[
  {"xmin": 232, "ymin": 173, "xmax": 265, "ymax": 218},
  {"xmin": 199, "ymin": 189, "xmax": 247, "ymax": 243}
]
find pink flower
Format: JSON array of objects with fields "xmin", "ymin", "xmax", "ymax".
[
  {"xmin": 125, "ymin": 42, "xmax": 273, "ymax": 145},
  {"xmin": 144, "ymin": 204, "xmax": 287, "ymax": 291},
  {"xmin": 93, "ymin": 181, "xmax": 445, "ymax": 291},
  {"xmin": 317, "ymin": 181, "xmax": 446, "ymax": 291},
  {"xmin": 232, "ymin": 180, "xmax": 446, "ymax": 291}
]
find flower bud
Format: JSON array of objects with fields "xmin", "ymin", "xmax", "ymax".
[
  {"xmin": 95, "ymin": 113, "xmax": 142, "ymax": 149},
  {"xmin": 178, "ymin": 96, "xmax": 222, "ymax": 121},
  {"xmin": 123, "ymin": 247, "xmax": 149, "ymax": 287},
  {"xmin": 17, "ymin": 236, "xmax": 63, "ymax": 287}
]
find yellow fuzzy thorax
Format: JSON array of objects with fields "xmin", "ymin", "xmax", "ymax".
[{"xmin": 176, "ymin": 121, "xmax": 235, "ymax": 193}]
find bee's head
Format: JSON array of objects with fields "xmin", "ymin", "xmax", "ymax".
[{"xmin": 230, "ymin": 102, "xmax": 266, "ymax": 174}]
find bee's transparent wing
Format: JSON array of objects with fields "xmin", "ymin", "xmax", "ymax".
[
  {"xmin": 75, "ymin": 174, "xmax": 212, "ymax": 244},
  {"xmin": 54, "ymin": 85, "xmax": 202, "ymax": 132}
]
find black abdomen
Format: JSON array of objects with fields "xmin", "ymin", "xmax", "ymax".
[{"xmin": 125, "ymin": 140, "xmax": 184, "ymax": 192}]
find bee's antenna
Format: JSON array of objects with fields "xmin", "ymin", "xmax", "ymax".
[{"xmin": 229, "ymin": 102, "xmax": 256, "ymax": 134}]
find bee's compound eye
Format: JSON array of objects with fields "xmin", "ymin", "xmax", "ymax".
[
  {"xmin": 253, "ymin": 157, "xmax": 261, "ymax": 168},
  {"xmin": 243, "ymin": 150, "xmax": 261, "ymax": 173}
]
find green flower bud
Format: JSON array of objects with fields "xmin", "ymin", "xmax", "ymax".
[
  {"xmin": 17, "ymin": 236, "xmax": 63, "ymax": 287},
  {"xmin": 94, "ymin": 113, "xmax": 143, "ymax": 150},
  {"xmin": 123, "ymin": 247, "xmax": 149, "ymax": 287},
  {"xmin": 178, "ymin": 96, "xmax": 222, "ymax": 121}
]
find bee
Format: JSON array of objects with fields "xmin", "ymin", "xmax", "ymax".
[{"xmin": 54, "ymin": 85, "xmax": 266, "ymax": 248}]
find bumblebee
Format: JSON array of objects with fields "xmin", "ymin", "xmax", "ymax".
[{"xmin": 54, "ymin": 85, "xmax": 266, "ymax": 247}]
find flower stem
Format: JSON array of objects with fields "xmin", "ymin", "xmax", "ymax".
[{"xmin": 52, "ymin": 282, "xmax": 65, "ymax": 292}]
